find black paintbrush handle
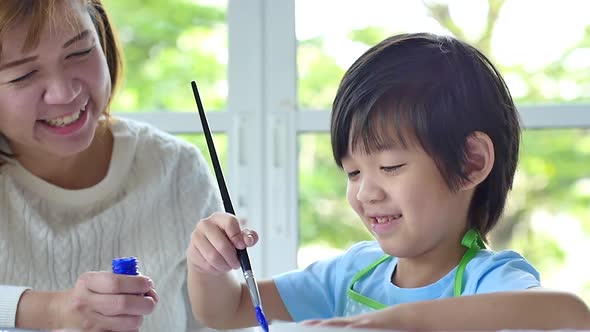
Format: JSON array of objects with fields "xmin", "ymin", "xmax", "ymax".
[{"xmin": 191, "ymin": 81, "xmax": 252, "ymax": 272}]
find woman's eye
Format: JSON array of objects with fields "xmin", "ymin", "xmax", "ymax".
[
  {"xmin": 382, "ymin": 164, "xmax": 405, "ymax": 173},
  {"xmin": 9, "ymin": 70, "xmax": 37, "ymax": 84},
  {"xmin": 67, "ymin": 46, "xmax": 95, "ymax": 59}
]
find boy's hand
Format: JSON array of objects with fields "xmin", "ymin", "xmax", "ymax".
[
  {"xmin": 187, "ymin": 212, "xmax": 259, "ymax": 275},
  {"xmin": 301, "ymin": 309, "xmax": 397, "ymax": 330},
  {"xmin": 52, "ymin": 271, "xmax": 157, "ymax": 331},
  {"xmin": 301, "ymin": 317, "xmax": 375, "ymax": 329}
]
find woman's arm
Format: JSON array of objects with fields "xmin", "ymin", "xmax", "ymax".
[
  {"xmin": 11, "ymin": 272, "xmax": 156, "ymax": 330},
  {"xmin": 15, "ymin": 290, "xmax": 61, "ymax": 329}
]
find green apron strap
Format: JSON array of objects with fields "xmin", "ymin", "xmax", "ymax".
[
  {"xmin": 350, "ymin": 254, "xmax": 391, "ymax": 285},
  {"xmin": 347, "ymin": 255, "xmax": 390, "ymax": 310},
  {"xmin": 453, "ymin": 229, "xmax": 485, "ymax": 296},
  {"xmin": 347, "ymin": 228, "xmax": 485, "ymax": 311}
]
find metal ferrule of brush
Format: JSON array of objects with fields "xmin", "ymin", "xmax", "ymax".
[{"xmin": 244, "ymin": 270, "xmax": 262, "ymax": 308}]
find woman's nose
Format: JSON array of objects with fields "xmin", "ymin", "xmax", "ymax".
[{"xmin": 43, "ymin": 74, "xmax": 80, "ymax": 105}]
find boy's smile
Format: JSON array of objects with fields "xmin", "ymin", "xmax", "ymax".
[
  {"xmin": 343, "ymin": 144, "xmax": 472, "ymax": 260},
  {"xmin": 368, "ymin": 214, "xmax": 403, "ymax": 235}
]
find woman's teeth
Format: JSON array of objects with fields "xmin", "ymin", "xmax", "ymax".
[
  {"xmin": 44, "ymin": 108, "xmax": 85, "ymax": 127},
  {"xmin": 374, "ymin": 215, "xmax": 402, "ymax": 224}
]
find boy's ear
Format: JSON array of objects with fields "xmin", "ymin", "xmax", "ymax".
[{"xmin": 461, "ymin": 131, "xmax": 495, "ymax": 190}]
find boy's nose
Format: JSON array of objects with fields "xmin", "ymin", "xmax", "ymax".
[
  {"xmin": 43, "ymin": 74, "xmax": 81, "ymax": 105},
  {"xmin": 356, "ymin": 177, "xmax": 386, "ymax": 203}
]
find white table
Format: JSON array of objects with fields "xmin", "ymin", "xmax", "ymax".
[
  {"xmin": 194, "ymin": 321, "xmax": 392, "ymax": 331},
  {"xmin": 0, "ymin": 326, "xmax": 391, "ymax": 332},
  {"xmin": 4, "ymin": 326, "xmax": 590, "ymax": 332}
]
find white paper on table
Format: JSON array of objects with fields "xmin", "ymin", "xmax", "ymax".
[{"xmin": 194, "ymin": 322, "xmax": 393, "ymax": 332}]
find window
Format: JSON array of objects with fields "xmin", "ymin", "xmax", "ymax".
[
  {"xmin": 104, "ymin": 0, "xmax": 228, "ymax": 113},
  {"xmin": 107, "ymin": 0, "xmax": 590, "ymax": 303},
  {"xmin": 295, "ymin": 0, "xmax": 590, "ymax": 302}
]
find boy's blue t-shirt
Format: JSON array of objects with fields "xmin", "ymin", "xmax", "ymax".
[{"xmin": 273, "ymin": 241, "xmax": 541, "ymax": 322}]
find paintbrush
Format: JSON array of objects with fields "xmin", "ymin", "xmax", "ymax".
[{"xmin": 191, "ymin": 80, "xmax": 269, "ymax": 332}]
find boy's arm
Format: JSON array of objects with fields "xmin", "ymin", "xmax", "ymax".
[
  {"xmin": 393, "ymin": 290, "xmax": 590, "ymax": 330},
  {"xmin": 306, "ymin": 289, "xmax": 590, "ymax": 330},
  {"xmin": 187, "ymin": 268, "xmax": 292, "ymax": 329}
]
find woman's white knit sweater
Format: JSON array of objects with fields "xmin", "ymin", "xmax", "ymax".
[{"xmin": 0, "ymin": 117, "xmax": 222, "ymax": 331}]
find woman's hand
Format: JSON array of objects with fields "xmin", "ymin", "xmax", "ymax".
[
  {"xmin": 51, "ymin": 271, "xmax": 158, "ymax": 331},
  {"xmin": 187, "ymin": 212, "xmax": 259, "ymax": 275}
]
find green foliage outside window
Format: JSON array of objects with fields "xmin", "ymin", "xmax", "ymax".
[
  {"xmin": 297, "ymin": 0, "xmax": 590, "ymax": 301},
  {"xmin": 103, "ymin": 0, "xmax": 227, "ymax": 112},
  {"xmin": 104, "ymin": 0, "xmax": 590, "ymax": 302}
]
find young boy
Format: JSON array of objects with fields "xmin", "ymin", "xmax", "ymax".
[{"xmin": 186, "ymin": 32, "xmax": 590, "ymax": 330}]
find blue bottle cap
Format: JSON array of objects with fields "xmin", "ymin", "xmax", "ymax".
[{"xmin": 112, "ymin": 257, "xmax": 139, "ymax": 275}]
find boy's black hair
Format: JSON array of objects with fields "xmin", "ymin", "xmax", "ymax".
[{"xmin": 331, "ymin": 32, "xmax": 520, "ymax": 238}]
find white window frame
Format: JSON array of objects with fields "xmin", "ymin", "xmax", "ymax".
[{"xmin": 118, "ymin": 0, "xmax": 590, "ymax": 278}]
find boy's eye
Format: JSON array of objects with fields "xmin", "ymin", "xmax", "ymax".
[
  {"xmin": 67, "ymin": 46, "xmax": 95, "ymax": 59},
  {"xmin": 9, "ymin": 70, "xmax": 37, "ymax": 84},
  {"xmin": 346, "ymin": 170, "xmax": 360, "ymax": 179},
  {"xmin": 381, "ymin": 164, "xmax": 405, "ymax": 173}
]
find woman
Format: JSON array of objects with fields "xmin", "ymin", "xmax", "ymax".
[{"xmin": 0, "ymin": 1, "xmax": 221, "ymax": 331}]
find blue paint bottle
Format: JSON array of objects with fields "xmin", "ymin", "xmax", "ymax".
[{"xmin": 112, "ymin": 257, "xmax": 139, "ymax": 275}]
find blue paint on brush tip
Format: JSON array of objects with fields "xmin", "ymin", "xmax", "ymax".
[{"xmin": 255, "ymin": 306, "xmax": 269, "ymax": 332}]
